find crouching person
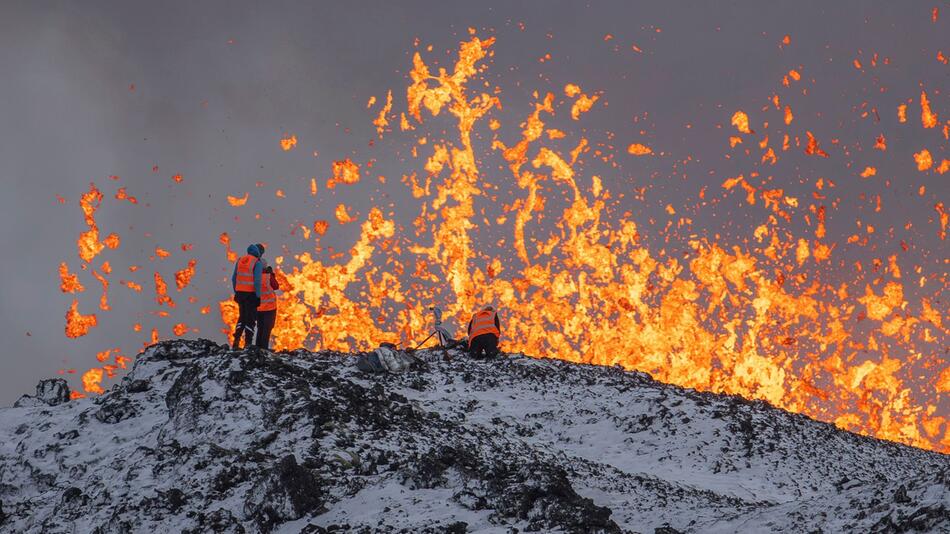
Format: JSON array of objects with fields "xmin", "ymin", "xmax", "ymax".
[
  {"xmin": 467, "ymin": 305, "xmax": 500, "ymax": 359},
  {"xmin": 255, "ymin": 266, "xmax": 280, "ymax": 349}
]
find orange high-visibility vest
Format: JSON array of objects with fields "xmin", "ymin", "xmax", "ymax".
[
  {"xmin": 468, "ymin": 309, "xmax": 500, "ymax": 347},
  {"xmin": 258, "ymin": 272, "xmax": 277, "ymax": 311},
  {"xmin": 234, "ymin": 255, "xmax": 258, "ymax": 292}
]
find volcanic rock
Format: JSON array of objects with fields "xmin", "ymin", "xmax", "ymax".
[
  {"xmin": 94, "ymin": 394, "xmax": 137, "ymax": 424},
  {"xmin": 13, "ymin": 378, "xmax": 71, "ymax": 408},
  {"xmin": 36, "ymin": 378, "xmax": 71, "ymax": 405},
  {"xmin": 0, "ymin": 338, "xmax": 947, "ymax": 533},
  {"xmin": 243, "ymin": 454, "xmax": 324, "ymax": 532}
]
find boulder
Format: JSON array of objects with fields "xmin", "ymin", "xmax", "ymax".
[
  {"xmin": 243, "ymin": 455, "xmax": 324, "ymax": 532},
  {"xmin": 94, "ymin": 395, "xmax": 136, "ymax": 424},
  {"xmin": 13, "ymin": 378, "xmax": 71, "ymax": 408},
  {"xmin": 36, "ymin": 378, "xmax": 71, "ymax": 406}
]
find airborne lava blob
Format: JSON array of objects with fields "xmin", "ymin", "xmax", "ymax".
[{"xmin": 56, "ymin": 31, "xmax": 947, "ymax": 453}]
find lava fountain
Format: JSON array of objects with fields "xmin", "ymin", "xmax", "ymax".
[{"xmin": 59, "ymin": 32, "xmax": 947, "ymax": 453}]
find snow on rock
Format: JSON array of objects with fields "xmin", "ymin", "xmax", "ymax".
[
  {"xmin": 13, "ymin": 378, "xmax": 71, "ymax": 408},
  {"xmin": 0, "ymin": 339, "xmax": 947, "ymax": 533}
]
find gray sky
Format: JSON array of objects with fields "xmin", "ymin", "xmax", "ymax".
[{"xmin": 0, "ymin": 1, "xmax": 946, "ymax": 413}]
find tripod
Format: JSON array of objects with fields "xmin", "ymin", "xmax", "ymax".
[{"xmin": 414, "ymin": 306, "xmax": 454, "ymax": 349}]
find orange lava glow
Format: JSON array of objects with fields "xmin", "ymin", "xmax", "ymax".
[
  {"xmin": 91, "ymin": 269, "xmax": 109, "ymax": 311},
  {"xmin": 59, "ymin": 262, "xmax": 84, "ymax": 293},
  {"xmin": 373, "ymin": 90, "xmax": 393, "ymax": 136},
  {"xmin": 55, "ymin": 33, "xmax": 947, "ymax": 455},
  {"xmin": 914, "ymin": 149, "xmax": 933, "ymax": 171},
  {"xmin": 65, "ymin": 299, "xmax": 97, "ymax": 338},
  {"xmin": 154, "ymin": 272, "xmax": 175, "ymax": 307},
  {"xmin": 280, "ymin": 134, "xmax": 298, "ymax": 151},
  {"xmin": 334, "ymin": 203, "xmax": 355, "ymax": 224},
  {"xmin": 77, "ymin": 184, "xmax": 106, "ymax": 263},
  {"xmin": 175, "ymin": 259, "xmax": 197, "ymax": 291},
  {"xmin": 627, "ymin": 143, "xmax": 653, "ymax": 156},
  {"xmin": 731, "ymin": 111, "xmax": 752, "ymax": 134},
  {"xmin": 219, "ymin": 232, "xmax": 238, "ymax": 262},
  {"xmin": 81, "ymin": 368, "xmax": 104, "ymax": 394},
  {"xmin": 121, "ymin": 280, "xmax": 142, "ymax": 292},
  {"xmin": 227, "ymin": 192, "xmax": 249, "ymax": 207},
  {"xmin": 804, "ymin": 131, "xmax": 828, "ymax": 157},
  {"xmin": 920, "ymin": 91, "xmax": 938, "ymax": 128},
  {"xmin": 114, "ymin": 187, "xmax": 138, "ymax": 204},
  {"xmin": 568, "ymin": 86, "xmax": 599, "ymax": 120},
  {"xmin": 328, "ymin": 159, "xmax": 361, "ymax": 189}
]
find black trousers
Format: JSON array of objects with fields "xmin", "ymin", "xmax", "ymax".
[
  {"xmin": 232, "ymin": 291, "xmax": 259, "ymax": 349},
  {"xmin": 469, "ymin": 334, "xmax": 499, "ymax": 359},
  {"xmin": 256, "ymin": 309, "xmax": 276, "ymax": 349}
]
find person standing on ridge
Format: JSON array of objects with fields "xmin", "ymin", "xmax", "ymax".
[
  {"xmin": 255, "ymin": 265, "xmax": 280, "ymax": 349},
  {"xmin": 231, "ymin": 243, "xmax": 265, "ymax": 350},
  {"xmin": 467, "ymin": 305, "xmax": 500, "ymax": 359}
]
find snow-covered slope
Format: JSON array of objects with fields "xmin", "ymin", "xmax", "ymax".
[{"xmin": 1, "ymin": 339, "xmax": 946, "ymax": 533}]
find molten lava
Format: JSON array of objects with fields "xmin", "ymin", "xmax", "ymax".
[
  {"xmin": 327, "ymin": 159, "xmax": 361, "ymax": 189},
  {"xmin": 227, "ymin": 193, "xmax": 249, "ymax": 207},
  {"xmin": 65, "ymin": 300, "xmax": 97, "ymax": 338},
  {"xmin": 280, "ymin": 134, "xmax": 297, "ymax": 151},
  {"xmin": 59, "ymin": 263, "xmax": 84, "ymax": 294}
]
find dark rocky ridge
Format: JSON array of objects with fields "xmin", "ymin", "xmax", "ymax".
[{"xmin": 0, "ymin": 339, "xmax": 946, "ymax": 533}]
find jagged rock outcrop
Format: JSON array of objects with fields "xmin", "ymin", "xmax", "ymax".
[
  {"xmin": 13, "ymin": 378, "xmax": 70, "ymax": 408},
  {"xmin": 0, "ymin": 339, "xmax": 947, "ymax": 533}
]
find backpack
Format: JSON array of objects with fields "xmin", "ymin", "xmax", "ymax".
[{"xmin": 355, "ymin": 352, "xmax": 385, "ymax": 373}]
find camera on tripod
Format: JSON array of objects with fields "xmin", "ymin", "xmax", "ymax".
[
  {"xmin": 429, "ymin": 306, "xmax": 443, "ymax": 326},
  {"xmin": 414, "ymin": 305, "xmax": 453, "ymax": 349}
]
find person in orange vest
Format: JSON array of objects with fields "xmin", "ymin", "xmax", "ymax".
[
  {"xmin": 231, "ymin": 243, "xmax": 265, "ymax": 350},
  {"xmin": 255, "ymin": 266, "xmax": 280, "ymax": 349},
  {"xmin": 467, "ymin": 305, "xmax": 501, "ymax": 359}
]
